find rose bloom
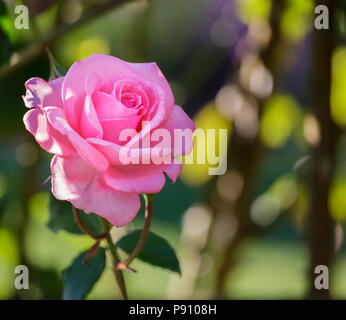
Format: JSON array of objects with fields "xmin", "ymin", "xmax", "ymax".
[{"xmin": 23, "ymin": 54, "xmax": 195, "ymax": 227}]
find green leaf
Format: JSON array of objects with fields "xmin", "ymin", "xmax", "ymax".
[
  {"xmin": 62, "ymin": 247, "xmax": 106, "ymax": 300},
  {"xmin": 48, "ymin": 194, "xmax": 101, "ymax": 235},
  {"xmin": 46, "ymin": 48, "xmax": 66, "ymax": 80},
  {"xmin": 116, "ymin": 230, "xmax": 181, "ymax": 274}
]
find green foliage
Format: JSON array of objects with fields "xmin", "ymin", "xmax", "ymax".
[
  {"xmin": 62, "ymin": 247, "xmax": 106, "ymax": 300},
  {"xmin": 116, "ymin": 230, "xmax": 181, "ymax": 274},
  {"xmin": 48, "ymin": 194, "xmax": 101, "ymax": 235}
]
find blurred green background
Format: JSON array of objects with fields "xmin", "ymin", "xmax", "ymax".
[{"xmin": 1, "ymin": 0, "xmax": 346, "ymax": 299}]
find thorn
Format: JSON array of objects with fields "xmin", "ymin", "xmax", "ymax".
[{"xmin": 116, "ymin": 262, "xmax": 136, "ymax": 273}]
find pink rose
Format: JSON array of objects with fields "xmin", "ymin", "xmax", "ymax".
[{"xmin": 23, "ymin": 54, "xmax": 195, "ymax": 227}]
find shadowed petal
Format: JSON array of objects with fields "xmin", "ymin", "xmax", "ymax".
[
  {"xmin": 23, "ymin": 108, "xmax": 76, "ymax": 156},
  {"xmin": 45, "ymin": 107, "xmax": 109, "ymax": 171},
  {"xmin": 51, "ymin": 156, "xmax": 140, "ymax": 227},
  {"xmin": 104, "ymin": 162, "xmax": 182, "ymax": 194},
  {"xmin": 23, "ymin": 77, "xmax": 63, "ymax": 108}
]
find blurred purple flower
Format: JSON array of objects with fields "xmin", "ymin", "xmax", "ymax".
[{"xmin": 200, "ymin": 0, "xmax": 248, "ymax": 61}]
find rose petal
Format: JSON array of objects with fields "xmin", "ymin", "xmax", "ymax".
[
  {"xmin": 23, "ymin": 108, "xmax": 76, "ymax": 156},
  {"xmin": 62, "ymin": 54, "xmax": 134, "ymax": 131},
  {"xmin": 86, "ymin": 138, "xmax": 124, "ymax": 165},
  {"xmin": 101, "ymin": 116, "xmax": 141, "ymax": 145},
  {"xmin": 125, "ymin": 83, "xmax": 167, "ymax": 149},
  {"xmin": 104, "ymin": 162, "xmax": 182, "ymax": 194},
  {"xmin": 87, "ymin": 137, "xmax": 172, "ymax": 166},
  {"xmin": 45, "ymin": 106, "xmax": 109, "ymax": 171},
  {"xmin": 87, "ymin": 138, "xmax": 151, "ymax": 165},
  {"xmin": 23, "ymin": 77, "xmax": 63, "ymax": 109},
  {"xmin": 51, "ymin": 156, "xmax": 140, "ymax": 227},
  {"xmin": 80, "ymin": 95, "xmax": 103, "ymax": 139},
  {"xmin": 161, "ymin": 105, "xmax": 195, "ymax": 156},
  {"xmin": 93, "ymin": 91, "xmax": 138, "ymax": 120},
  {"xmin": 85, "ymin": 73, "xmax": 103, "ymax": 94},
  {"xmin": 49, "ymin": 77, "xmax": 64, "ymax": 106},
  {"xmin": 112, "ymin": 79, "xmax": 149, "ymax": 112},
  {"xmin": 162, "ymin": 160, "xmax": 182, "ymax": 183},
  {"xmin": 126, "ymin": 62, "xmax": 174, "ymax": 110}
]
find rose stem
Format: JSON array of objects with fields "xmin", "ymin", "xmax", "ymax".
[
  {"xmin": 119, "ymin": 194, "xmax": 154, "ymax": 269},
  {"xmin": 72, "ymin": 206, "xmax": 107, "ymax": 240},
  {"xmin": 72, "ymin": 206, "xmax": 128, "ymax": 299},
  {"xmin": 100, "ymin": 218, "xmax": 128, "ymax": 300}
]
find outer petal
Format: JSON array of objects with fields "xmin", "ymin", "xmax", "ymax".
[
  {"xmin": 104, "ymin": 162, "xmax": 182, "ymax": 194},
  {"xmin": 87, "ymin": 138, "xmax": 125, "ymax": 165},
  {"xmin": 161, "ymin": 105, "xmax": 195, "ymax": 156},
  {"xmin": 45, "ymin": 107, "xmax": 109, "ymax": 171},
  {"xmin": 51, "ymin": 156, "xmax": 140, "ymax": 227},
  {"xmin": 49, "ymin": 77, "xmax": 64, "ymax": 106},
  {"xmin": 87, "ymin": 138, "xmax": 172, "ymax": 166},
  {"xmin": 164, "ymin": 160, "xmax": 183, "ymax": 183},
  {"xmin": 62, "ymin": 54, "xmax": 134, "ymax": 131},
  {"xmin": 23, "ymin": 108, "xmax": 76, "ymax": 156},
  {"xmin": 23, "ymin": 77, "xmax": 64, "ymax": 109}
]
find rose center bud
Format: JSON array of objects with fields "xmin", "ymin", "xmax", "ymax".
[
  {"xmin": 121, "ymin": 92, "xmax": 141, "ymax": 109},
  {"xmin": 88, "ymin": 79, "xmax": 150, "ymax": 145}
]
